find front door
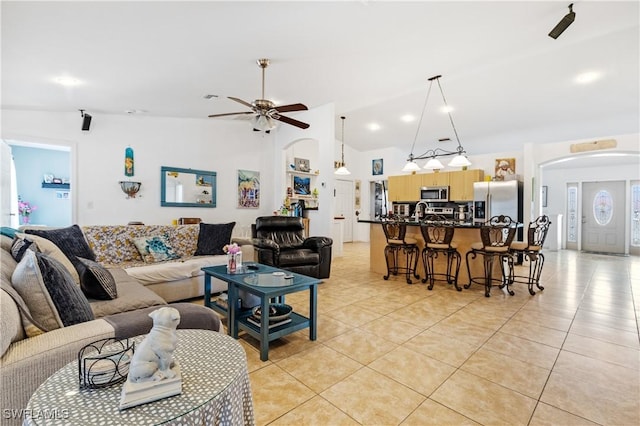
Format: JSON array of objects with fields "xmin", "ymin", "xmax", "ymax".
[{"xmin": 582, "ymin": 181, "xmax": 625, "ymax": 254}]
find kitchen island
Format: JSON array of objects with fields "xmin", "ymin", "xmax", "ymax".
[{"xmin": 361, "ymin": 219, "xmax": 497, "ymax": 286}]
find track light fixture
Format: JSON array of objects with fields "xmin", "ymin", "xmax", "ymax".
[
  {"xmin": 402, "ymin": 75, "xmax": 471, "ymax": 172},
  {"xmin": 548, "ymin": 3, "xmax": 575, "ymax": 39},
  {"xmin": 79, "ymin": 109, "xmax": 92, "ymax": 131},
  {"xmin": 335, "ymin": 116, "xmax": 351, "ymax": 175}
]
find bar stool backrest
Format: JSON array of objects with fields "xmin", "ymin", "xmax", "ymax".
[
  {"xmin": 381, "ymin": 216, "xmax": 408, "ymax": 244},
  {"xmin": 480, "ymin": 215, "xmax": 517, "ymax": 249},
  {"xmin": 420, "ymin": 215, "xmax": 455, "ymax": 245},
  {"xmin": 526, "ymin": 215, "xmax": 552, "ymax": 248}
]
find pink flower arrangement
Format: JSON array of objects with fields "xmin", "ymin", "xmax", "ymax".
[
  {"xmin": 18, "ymin": 200, "xmax": 37, "ymax": 217},
  {"xmin": 223, "ymin": 243, "xmax": 240, "ymax": 255}
]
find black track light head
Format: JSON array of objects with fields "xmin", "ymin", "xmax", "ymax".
[{"xmin": 549, "ymin": 3, "xmax": 575, "ymax": 39}]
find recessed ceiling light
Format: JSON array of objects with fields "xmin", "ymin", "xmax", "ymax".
[
  {"xmin": 401, "ymin": 114, "xmax": 415, "ymax": 123},
  {"xmin": 441, "ymin": 106, "xmax": 454, "ymax": 113},
  {"xmin": 575, "ymin": 71, "xmax": 601, "ymax": 84},
  {"xmin": 53, "ymin": 76, "xmax": 81, "ymax": 86},
  {"xmin": 368, "ymin": 123, "xmax": 381, "ymax": 131}
]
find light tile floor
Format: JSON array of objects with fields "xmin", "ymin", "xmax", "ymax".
[{"xmin": 202, "ymin": 243, "xmax": 640, "ymax": 425}]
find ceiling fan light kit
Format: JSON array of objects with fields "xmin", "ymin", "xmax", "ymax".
[
  {"xmin": 403, "ymin": 75, "xmax": 471, "ymax": 172},
  {"xmin": 548, "ymin": 3, "xmax": 576, "ymax": 39},
  {"xmin": 335, "ymin": 116, "xmax": 351, "ymax": 175},
  {"xmin": 208, "ymin": 58, "xmax": 310, "ymax": 132}
]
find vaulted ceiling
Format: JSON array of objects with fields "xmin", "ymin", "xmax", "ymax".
[{"xmin": 2, "ymin": 1, "xmax": 638, "ymax": 156}]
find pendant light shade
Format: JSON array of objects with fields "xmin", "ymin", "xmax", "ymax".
[
  {"xmin": 447, "ymin": 154, "xmax": 472, "ymax": 167},
  {"xmin": 424, "ymin": 158, "xmax": 445, "ymax": 170},
  {"xmin": 335, "ymin": 116, "xmax": 351, "ymax": 175},
  {"xmin": 402, "ymin": 161, "xmax": 421, "ymax": 172}
]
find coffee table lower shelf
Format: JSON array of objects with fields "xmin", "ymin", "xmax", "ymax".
[
  {"xmin": 239, "ymin": 312, "xmax": 310, "ymax": 341},
  {"xmin": 208, "ymin": 301, "xmax": 309, "ymax": 341}
]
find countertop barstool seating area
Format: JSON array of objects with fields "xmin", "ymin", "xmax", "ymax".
[
  {"xmin": 419, "ymin": 215, "xmax": 462, "ymax": 291},
  {"xmin": 508, "ymin": 215, "xmax": 552, "ymax": 295},
  {"xmin": 381, "ymin": 216, "xmax": 420, "ymax": 284},
  {"xmin": 464, "ymin": 215, "xmax": 517, "ymax": 297}
]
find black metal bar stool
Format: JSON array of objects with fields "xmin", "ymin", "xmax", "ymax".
[
  {"xmin": 420, "ymin": 215, "xmax": 462, "ymax": 291},
  {"xmin": 509, "ymin": 215, "xmax": 551, "ymax": 295},
  {"xmin": 381, "ymin": 216, "xmax": 420, "ymax": 284},
  {"xmin": 464, "ymin": 215, "xmax": 517, "ymax": 297}
]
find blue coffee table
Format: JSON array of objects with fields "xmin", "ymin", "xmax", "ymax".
[{"xmin": 202, "ymin": 263, "xmax": 320, "ymax": 361}]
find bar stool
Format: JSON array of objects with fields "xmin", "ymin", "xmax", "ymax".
[
  {"xmin": 420, "ymin": 215, "xmax": 462, "ymax": 291},
  {"xmin": 381, "ymin": 216, "xmax": 420, "ymax": 284},
  {"xmin": 509, "ymin": 215, "xmax": 551, "ymax": 295},
  {"xmin": 464, "ymin": 215, "xmax": 517, "ymax": 297}
]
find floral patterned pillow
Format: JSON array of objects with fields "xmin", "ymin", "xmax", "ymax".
[{"xmin": 132, "ymin": 234, "xmax": 181, "ymax": 263}]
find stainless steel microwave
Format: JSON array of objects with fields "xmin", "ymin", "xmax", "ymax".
[{"xmin": 420, "ymin": 186, "xmax": 449, "ymax": 202}]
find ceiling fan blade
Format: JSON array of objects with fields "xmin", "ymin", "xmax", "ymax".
[
  {"xmin": 208, "ymin": 111, "xmax": 254, "ymax": 118},
  {"xmin": 273, "ymin": 114, "xmax": 310, "ymax": 129},
  {"xmin": 274, "ymin": 103, "xmax": 308, "ymax": 113},
  {"xmin": 228, "ymin": 97, "xmax": 254, "ymax": 109}
]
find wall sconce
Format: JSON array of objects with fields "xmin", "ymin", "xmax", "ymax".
[{"xmin": 119, "ymin": 181, "xmax": 141, "ymax": 198}]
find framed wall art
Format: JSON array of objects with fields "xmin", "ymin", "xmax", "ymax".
[
  {"xmin": 294, "ymin": 157, "xmax": 310, "ymax": 172},
  {"xmin": 238, "ymin": 170, "xmax": 260, "ymax": 208},
  {"xmin": 494, "ymin": 158, "xmax": 516, "ymax": 180},
  {"xmin": 372, "ymin": 158, "xmax": 383, "ymax": 175},
  {"xmin": 293, "ymin": 176, "xmax": 311, "ymax": 196}
]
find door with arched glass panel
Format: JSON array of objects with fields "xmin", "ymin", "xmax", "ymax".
[{"xmin": 582, "ymin": 181, "xmax": 625, "ymax": 254}]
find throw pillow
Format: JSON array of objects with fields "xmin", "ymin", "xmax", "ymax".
[
  {"xmin": 76, "ymin": 257, "xmax": 118, "ymax": 300},
  {"xmin": 25, "ymin": 225, "xmax": 96, "ymax": 273},
  {"xmin": 10, "ymin": 236, "xmax": 39, "ymax": 262},
  {"xmin": 132, "ymin": 234, "xmax": 181, "ymax": 263},
  {"xmin": 194, "ymin": 222, "xmax": 236, "ymax": 256},
  {"xmin": 18, "ymin": 233, "xmax": 80, "ymax": 284},
  {"xmin": 0, "ymin": 226, "xmax": 19, "ymax": 238},
  {"xmin": 11, "ymin": 251, "xmax": 94, "ymax": 337}
]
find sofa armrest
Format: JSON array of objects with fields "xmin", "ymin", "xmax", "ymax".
[
  {"xmin": 252, "ymin": 237, "xmax": 280, "ymax": 252},
  {"xmin": 0, "ymin": 319, "xmax": 115, "ymax": 424},
  {"xmin": 302, "ymin": 236, "xmax": 333, "ymax": 251}
]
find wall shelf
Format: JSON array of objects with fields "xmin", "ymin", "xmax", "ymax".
[
  {"xmin": 42, "ymin": 183, "xmax": 70, "ymax": 189},
  {"xmin": 286, "ymin": 170, "xmax": 319, "ymax": 176}
]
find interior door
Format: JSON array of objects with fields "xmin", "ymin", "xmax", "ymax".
[
  {"xmin": 334, "ymin": 179, "xmax": 354, "ymax": 242},
  {"xmin": 0, "ymin": 141, "xmax": 14, "ymax": 227},
  {"xmin": 582, "ymin": 181, "xmax": 625, "ymax": 254}
]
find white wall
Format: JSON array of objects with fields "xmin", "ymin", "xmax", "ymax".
[{"xmin": 1, "ymin": 110, "xmax": 278, "ymax": 236}]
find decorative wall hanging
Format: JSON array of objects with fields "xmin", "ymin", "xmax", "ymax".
[
  {"xmin": 238, "ymin": 170, "xmax": 260, "ymax": 208},
  {"xmin": 125, "ymin": 147, "xmax": 134, "ymax": 177},
  {"xmin": 372, "ymin": 159, "xmax": 383, "ymax": 175},
  {"xmin": 494, "ymin": 158, "xmax": 516, "ymax": 180},
  {"xmin": 293, "ymin": 176, "xmax": 311, "ymax": 196},
  {"xmin": 294, "ymin": 158, "xmax": 310, "ymax": 172}
]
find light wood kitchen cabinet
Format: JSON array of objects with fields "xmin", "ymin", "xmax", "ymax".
[
  {"xmin": 388, "ymin": 174, "xmax": 421, "ymax": 201},
  {"xmin": 387, "ymin": 175, "xmax": 404, "ymax": 202},
  {"xmin": 448, "ymin": 169, "xmax": 484, "ymax": 201},
  {"xmin": 421, "ymin": 171, "xmax": 450, "ymax": 187}
]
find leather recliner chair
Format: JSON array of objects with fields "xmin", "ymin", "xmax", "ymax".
[{"xmin": 252, "ymin": 216, "xmax": 333, "ymax": 278}]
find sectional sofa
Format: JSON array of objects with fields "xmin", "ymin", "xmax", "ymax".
[{"xmin": 0, "ymin": 222, "xmax": 249, "ymax": 426}]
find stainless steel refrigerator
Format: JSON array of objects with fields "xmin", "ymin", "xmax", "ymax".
[{"xmin": 472, "ymin": 180, "xmax": 523, "ymax": 225}]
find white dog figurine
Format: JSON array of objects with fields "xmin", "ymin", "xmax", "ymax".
[{"xmin": 127, "ymin": 307, "xmax": 180, "ymax": 383}]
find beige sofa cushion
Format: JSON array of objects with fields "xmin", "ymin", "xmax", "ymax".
[
  {"xmin": 124, "ymin": 255, "xmax": 224, "ymax": 285},
  {"xmin": 88, "ymin": 269, "xmax": 166, "ymax": 318}
]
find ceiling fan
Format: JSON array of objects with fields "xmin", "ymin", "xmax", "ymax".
[{"xmin": 208, "ymin": 58, "xmax": 310, "ymax": 133}]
